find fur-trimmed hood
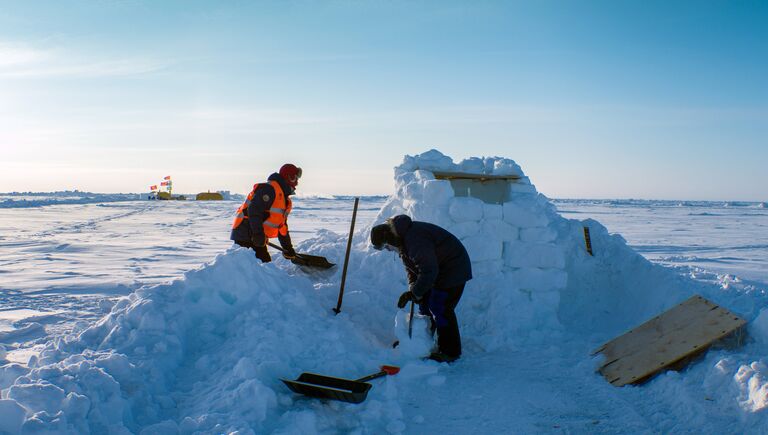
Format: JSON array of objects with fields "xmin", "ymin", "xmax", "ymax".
[{"xmin": 389, "ymin": 214, "xmax": 413, "ymax": 238}]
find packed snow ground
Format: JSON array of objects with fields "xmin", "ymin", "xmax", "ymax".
[
  {"xmin": 555, "ymin": 198, "xmax": 768, "ymax": 287},
  {"xmin": 1, "ymin": 150, "xmax": 767, "ymax": 434},
  {"xmin": 0, "ymin": 197, "xmax": 382, "ymax": 366}
]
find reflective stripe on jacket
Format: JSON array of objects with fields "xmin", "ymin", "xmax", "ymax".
[
  {"xmin": 231, "ymin": 180, "xmax": 292, "ymax": 237},
  {"xmin": 231, "ymin": 186, "xmax": 257, "ymax": 230}
]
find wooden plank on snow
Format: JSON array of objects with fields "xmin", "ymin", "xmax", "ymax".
[{"xmin": 593, "ymin": 294, "xmax": 746, "ymax": 387}]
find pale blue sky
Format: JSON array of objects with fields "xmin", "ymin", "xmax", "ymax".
[{"xmin": 0, "ymin": 0, "xmax": 766, "ymax": 200}]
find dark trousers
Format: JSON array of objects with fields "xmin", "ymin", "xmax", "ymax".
[
  {"xmin": 235, "ymin": 240, "xmax": 270, "ymax": 262},
  {"xmin": 418, "ymin": 283, "xmax": 466, "ymax": 358}
]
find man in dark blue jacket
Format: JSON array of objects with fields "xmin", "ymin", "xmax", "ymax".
[{"xmin": 371, "ymin": 215, "xmax": 472, "ymax": 362}]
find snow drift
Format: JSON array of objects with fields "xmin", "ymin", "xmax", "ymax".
[{"xmin": 2, "ymin": 149, "xmax": 768, "ymax": 433}]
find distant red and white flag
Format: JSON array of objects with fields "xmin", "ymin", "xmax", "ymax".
[
  {"xmin": 161, "ymin": 181, "xmax": 170, "ymax": 186},
  {"xmin": 150, "ymin": 185, "xmax": 158, "ymax": 191},
  {"xmin": 163, "ymin": 175, "xmax": 171, "ymax": 180}
]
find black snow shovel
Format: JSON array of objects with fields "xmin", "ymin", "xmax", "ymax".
[
  {"xmin": 281, "ymin": 365, "xmax": 400, "ymax": 404},
  {"xmin": 268, "ymin": 242, "xmax": 335, "ymax": 269}
]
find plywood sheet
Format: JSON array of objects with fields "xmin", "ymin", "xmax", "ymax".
[
  {"xmin": 432, "ymin": 172, "xmax": 522, "ymax": 204},
  {"xmin": 593, "ymin": 295, "xmax": 746, "ymax": 387}
]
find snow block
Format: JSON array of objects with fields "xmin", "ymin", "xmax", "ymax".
[
  {"xmin": 505, "ymin": 268, "xmax": 568, "ymax": 291},
  {"xmin": 482, "ymin": 203, "xmax": 503, "ymax": 220},
  {"xmin": 413, "ymin": 169, "xmax": 436, "ymax": 182},
  {"xmin": 422, "ymin": 180, "xmax": 454, "ymax": 206},
  {"xmin": 472, "ymin": 260, "xmax": 504, "ymax": 276},
  {"xmin": 463, "ymin": 235, "xmax": 503, "ymax": 262},
  {"xmin": 735, "ymin": 362, "xmax": 768, "ymax": 411},
  {"xmin": 62, "ymin": 392, "xmax": 90, "ymax": 432},
  {"xmin": 402, "ymin": 181, "xmax": 423, "ymax": 200},
  {"xmin": 533, "ymin": 289, "xmax": 560, "ymax": 308},
  {"xmin": 520, "ymin": 227, "xmax": 557, "ymax": 243},
  {"xmin": 404, "ymin": 149, "xmax": 457, "ymax": 172},
  {"xmin": 1, "ymin": 363, "xmax": 29, "ymax": 390},
  {"xmin": 531, "ymin": 290, "xmax": 561, "ymax": 326},
  {"xmin": 490, "ymin": 158, "xmax": 524, "ymax": 177},
  {"xmin": 449, "ymin": 197, "xmax": 484, "ymax": 223},
  {"xmin": 408, "ymin": 202, "xmax": 450, "ymax": 227},
  {"xmin": 394, "ymin": 169, "xmax": 417, "ymax": 188},
  {"xmin": 449, "ymin": 221, "xmax": 480, "ymax": 239},
  {"xmin": 0, "ymin": 399, "xmax": 27, "ymax": 435},
  {"xmin": 7, "ymin": 382, "xmax": 66, "ymax": 415},
  {"xmin": 459, "ymin": 157, "xmax": 485, "ymax": 173},
  {"xmin": 503, "ymin": 201, "xmax": 548, "ymax": 228},
  {"xmin": 504, "ymin": 242, "xmax": 565, "ymax": 269},
  {"xmin": 482, "ymin": 219, "xmax": 519, "ymax": 242}
]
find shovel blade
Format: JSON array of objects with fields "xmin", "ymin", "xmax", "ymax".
[
  {"xmin": 291, "ymin": 253, "xmax": 336, "ymax": 269},
  {"xmin": 282, "ymin": 373, "xmax": 371, "ymax": 403},
  {"xmin": 267, "ymin": 242, "xmax": 335, "ymax": 269}
]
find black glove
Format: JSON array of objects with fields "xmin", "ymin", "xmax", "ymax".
[
  {"xmin": 282, "ymin": 246, "xmax": 297, "ymax": 260},
  {"xmin": 254, "ymin": 245, "xmax": 271, "ymax": 263},
  {"xmin": 397, "ymin": 291, "xmax": 415, "ymax": 309}
]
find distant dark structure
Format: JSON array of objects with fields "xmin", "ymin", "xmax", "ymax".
[
  {"xmin": 196, "ymin": 192, "xmax": 224, "ymax": 201},
  {"xmin": 157, "ymin": 192, "xmax": 186, "ymax": 201}
]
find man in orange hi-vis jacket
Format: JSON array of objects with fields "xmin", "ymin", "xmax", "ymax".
[{"xmin": 230, "ymin": 164, "xmax": 301, "ymax": 263}]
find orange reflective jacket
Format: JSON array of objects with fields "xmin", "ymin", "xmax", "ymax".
[{"xmin": 231, "ymin": 180, "xmax": 292, "ymax": 238}]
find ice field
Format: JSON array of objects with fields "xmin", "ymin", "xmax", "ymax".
[{"xmin": 1, "ymin": 151, "xmax": 767, "ymax": 434}]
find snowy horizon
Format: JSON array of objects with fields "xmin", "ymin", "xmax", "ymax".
[{"xmin": 2, "ymin": 190, "xmax": 765, "ymax": 204}]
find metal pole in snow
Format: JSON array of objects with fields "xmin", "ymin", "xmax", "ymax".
[
  {"xmin": 333, "ymin": 197, "xmax": 359, "ymax": 314},
  {"xmin": 408, "ymin": 301, "xmax": 415, "ymax": 339},
  {"xmin": 583, "ymin": 226, "xmax": 594, "ymax": 256}
]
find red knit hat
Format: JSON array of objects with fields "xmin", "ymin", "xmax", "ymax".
[{"xmin": 279, "ymin": 163, "xmax": 302, "ymax": 188}]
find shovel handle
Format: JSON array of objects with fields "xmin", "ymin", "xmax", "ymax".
[
  {"xmin": 268, "ymin": 242, "xmax": 305, "ymax": 259},
  {"xmin": 355, "ymin": 365, "xmax": 400, "ymax": 383},
  {"xmin": 408, "ymin": 300, "xmax": 415, "ymax": 339},
  {"xmin": 267, "ymin": 242, "xmax": 292, "ymax": 255},
  {"xmin": 356, "ymin": 371, "xmax": 387, "ymax": 383}
]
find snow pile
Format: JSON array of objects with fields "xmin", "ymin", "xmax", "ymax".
[
  {"xmin": 2, "ymin": 149, "xmax": 767, "ymax": 433},
  {"xmin": 0, "ymin": 249, "xmax": 422, "ymax": 433}
]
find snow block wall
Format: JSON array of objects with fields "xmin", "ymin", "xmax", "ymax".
[{"xmin": 372, "ymin": 150, "xmax": 693, "ymax": 350}]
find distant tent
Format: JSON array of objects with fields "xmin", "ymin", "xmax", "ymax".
[{"xmin": 196, "ymin": 192, "xmax": 224, "ymax": 201}]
